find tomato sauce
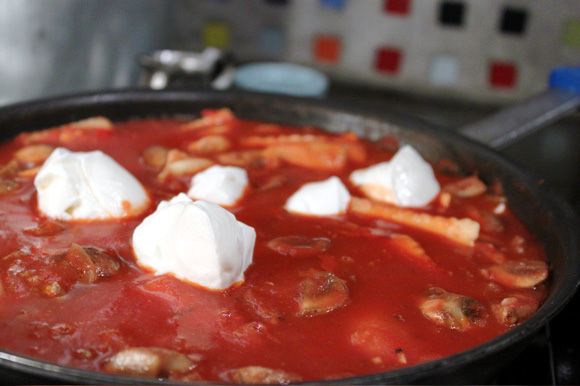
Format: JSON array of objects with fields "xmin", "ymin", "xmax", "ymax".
[{"xmin": 0, "ymin": 112, "xmax": 548, "ymax": 382}]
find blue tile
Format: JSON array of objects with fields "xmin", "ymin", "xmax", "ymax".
[{"xmin": 320, "ymin": 0, "xmax": 347, "ymax": 10}]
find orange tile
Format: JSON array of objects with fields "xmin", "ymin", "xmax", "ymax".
[{"xmin": 314, "ymin": 35, "xmax": 342, "ymax": 64}]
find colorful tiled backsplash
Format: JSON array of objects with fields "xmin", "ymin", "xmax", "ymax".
[{"xmin": 171, "ymin": 0, "xmax": 580, "ymax": 103}]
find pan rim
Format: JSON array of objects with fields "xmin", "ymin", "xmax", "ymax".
[{"xmin": 0, "ymin": 89, "xmax": 578, "ymax": 385}]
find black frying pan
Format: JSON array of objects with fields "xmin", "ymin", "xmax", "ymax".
[{"xmin": 0, "ymin": 90, "xmax": 578, "ymax": 385}]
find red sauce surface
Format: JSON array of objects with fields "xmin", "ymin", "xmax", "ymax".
[{"xmin": 0, "ymin": 112, "xmax": 548, "ymax": 383}]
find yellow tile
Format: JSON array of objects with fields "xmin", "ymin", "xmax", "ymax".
[
  {"xmin": 203, "ymin": 21, "xmax": 230, "ymax": 49},
  {"xmin": 563, "ymin": 19, "xmax": 580, "ymax": 48}
]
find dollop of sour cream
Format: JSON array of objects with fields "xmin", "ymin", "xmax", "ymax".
[
  {"xmin": 350, "ymin": 145, "xmax": 440, "ymax": 207},
  {"xmin": 285, "ymin": 176, "xmax": 351, "ymax": 216},
  {"xmin": 132, "ymin": 193, "xmax": 256, "ymax": 290},
  {"xmin": 187, "ymin": 165, "xmax": 248, "ymax": 206},
  {"xmin": 34, "ymin": 147, "xmax": 149, "ymax": 220}
]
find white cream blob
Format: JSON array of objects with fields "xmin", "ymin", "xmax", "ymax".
[
  {"xmin": 350, "ymin": 145, "xmax": 440, "ymax": 207},
  {"xmin": 187, "ymin": 165, "xmax": 248, "ymax": 206},
  {"xmin": 34, "ymin": 147, "xmax": 149, "ymax": 220},
  {"xmin": 132, "ymin": 193, "xmax": 256, "ymax": 290},
  {"xmin": 284, "ymin": 176, "xmax": 351, "ymax": 216}
]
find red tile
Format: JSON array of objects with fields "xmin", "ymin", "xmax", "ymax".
[
  {"xmin": 314, "ymin": 35, "xmax": 341, "ymax": 64},
  {"xmin": 489, "ymin": 61, "xmax": 517, "ymax": 88},
  {"xmin": 384, "ymin": 0, "xmax": 411, "ymax": 15},
  {"xmin": 375, "ymin": 47, "xmax": 402, "ymax": 74}
]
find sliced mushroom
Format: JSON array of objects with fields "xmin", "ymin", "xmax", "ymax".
[
  {"xmin": 59, "ymin": 117, "xmax": 114, "ymax": 142},
  {"xmin": 103, "ymin": 347, "xmax": 195, "ymax": 378},
  {"xmin": 420, "ymin": 287, "xmax": 485, "ymax": 331},
  {"xmin": 267, "ymin": 235, "xmax": 331, "ymax": 258},
  {"xmin": 225, "ymin": 366, "xmax": 301, "ymax": 384},
  {"xmin": 187, "ymin": 135, "xmax": 231, "ymax": 153},
  {"xmin": 62, "ymin": 244, "xmax": 120, "ymax": 284},
  {"xmin": 180, "ymin": 108, "xmax": 235, "ymax": 130},
  {"xmin": 82, "ymin": 246, "xmax": 121, "ymax": 277},
  {"xmin": 0, "ymin": 177, "xmax": 20, "ymax": 195},
  {"xmin": 14, "ymin": 144, "xmax": 54, "ymax": 165},
  {"xmin": 443, "ymin": 175, "xmax": 487, "ymax": 197},
  {"xmin": 481, "ymin": 260, "xmax": 548, "ymax": 288},
  {"xmin": 3, "ymin": 251, "xmax": 72, "ymax": 297},
  {"xmin": 162, "ymin": 157, "xmax": 213, "ymax": 178},
  {"xmin": 2, "ymin": 246, "xmax": 114, "ymax": 297},
  {"xmin": 157, "ymin": 149, "xmax": 213, "ymax": 181},
  {"xmin": 62, "ymin": 245, "xmax": 98, "ymax": 284},
  {"xmin": 3, "ymin": 156, "xmax": 41, "ymax": 183},
  {"xmin": 0, "ymin": 160, "xmax": 19, "ymax": 177},
  {"xmin": 297, "ymin": 271, "xmax": 349, "ymax": 316},
  {"xmin": 67, "ymin": 116, "xmax": 114, "ymax": 130},
  {"xmin": 18, "ymin": 116, "xmax": 114, "ymax": 145},
  {"xmin": 17, "ymin": 166, "xmax": 42, "ymax": 178},
  {"xmin": 0, "ymin": 161, "xmax": 21, "ymax": 194},
  {"xmin": 142, "ymin": 145, "xmax": 169, "ymax": 169},
  {"xmin": 492, "ymin": 295, "xmax": 540, "ymax": 326}
]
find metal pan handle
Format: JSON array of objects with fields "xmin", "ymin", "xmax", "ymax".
[{"xmin": 459, "ymin": 66, "xmax": 580, "ymax": 150}]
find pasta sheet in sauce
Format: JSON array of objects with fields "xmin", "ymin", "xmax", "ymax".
[{"xmin": 0, "ymin": 110, "xmax": 548, "ymax": 383}]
